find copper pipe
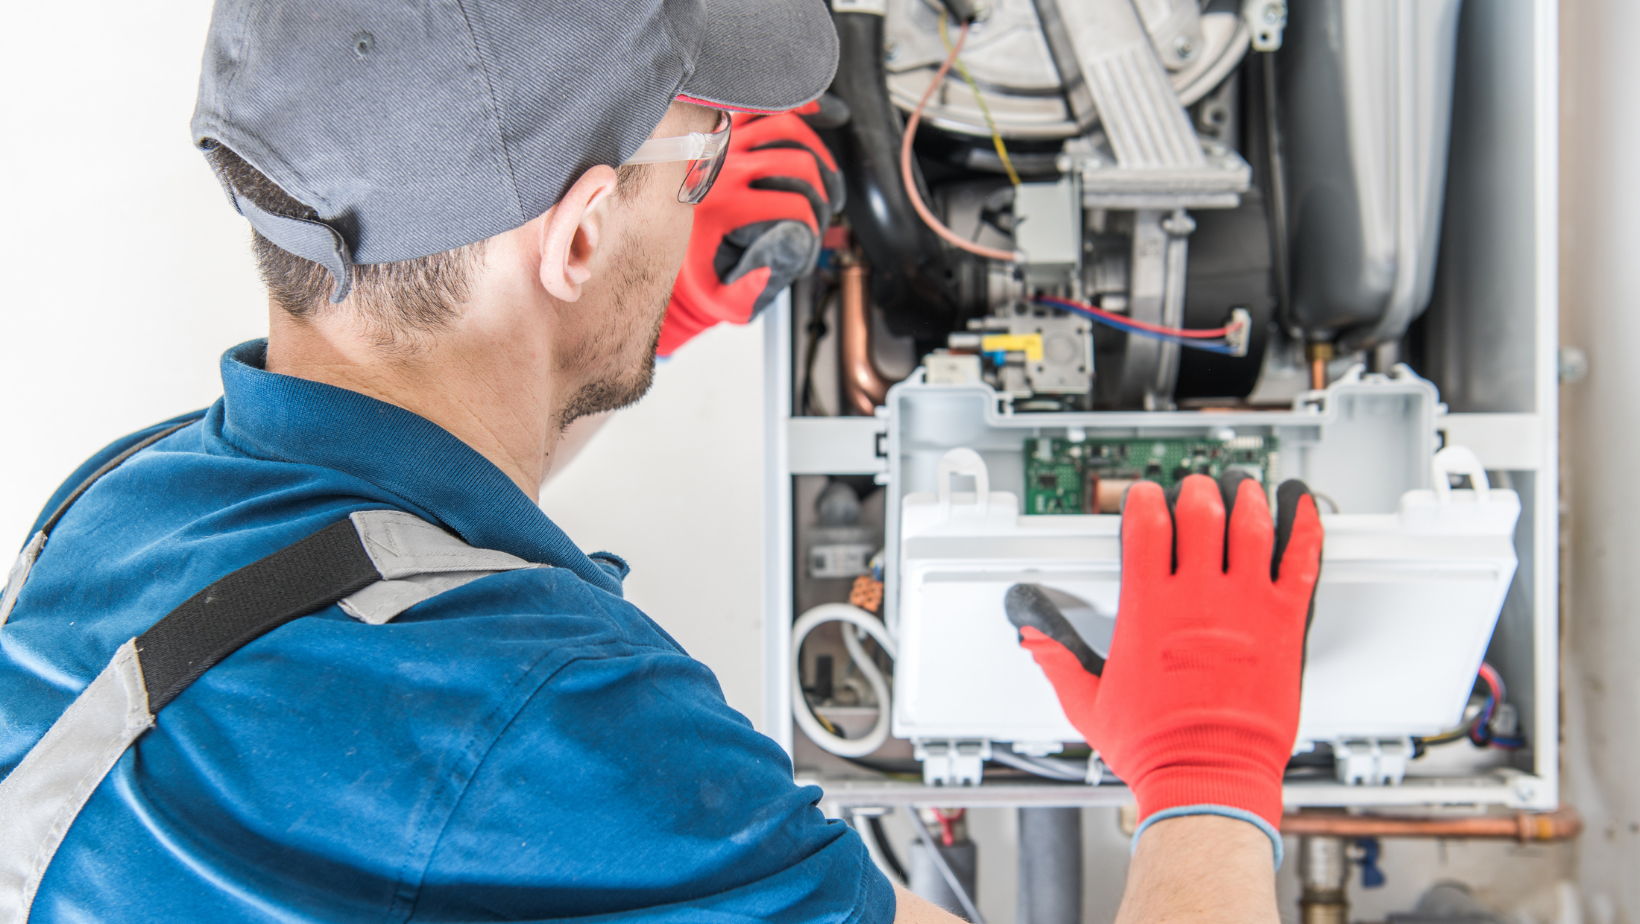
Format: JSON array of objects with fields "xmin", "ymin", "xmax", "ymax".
[
  {"xmin": 1280, "ymin": 804, "xmax": 1583, "ymax": 843},
  {"xmin": 840, "ymin": 261, "xmax": 893, "ymax": 416},
  {"xmin": 1306, "ymin": 341, "xmax": 1335, "ymax": 391}
]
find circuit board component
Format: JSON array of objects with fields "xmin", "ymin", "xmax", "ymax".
[{"xmin": 1024, "ymin": 434, "xmax": 1279, "ymax": 514}]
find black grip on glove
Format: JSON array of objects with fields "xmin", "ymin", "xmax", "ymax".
[{"xmin": 1004, "ymin": 583, "xmax": 1105, "ymax": 676}]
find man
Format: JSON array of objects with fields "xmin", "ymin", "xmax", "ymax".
[{"xmin": 0, "ymin": 2, "xmax": 1321, "ymax": 923}]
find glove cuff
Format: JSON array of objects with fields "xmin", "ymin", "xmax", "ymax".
[
  {"xmin": 1131, "ymin": 762, "xmax": 1285, "ymax": 833},
  {"xmin": 1131, "ymin": 804, "xmax": 1285, "ymax": 869}
]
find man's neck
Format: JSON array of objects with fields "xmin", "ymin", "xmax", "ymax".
[{"xmin": 265, "ymin": 306, "xmax": 557, "ymax": 501}]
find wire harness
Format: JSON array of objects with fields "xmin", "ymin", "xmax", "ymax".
[
  {"xmin": 900, "ymin": 21, "xmax": 1022, "ymax": 263},
  {"xmin": 791, "ymin": 603, "xmax": 897, "ymax": 758},
  {"xmin": 1036, "ymin": 295, "xmax": 1250, "ymax": 356},
  {"xmin": 1415, "ymin": 661, "xmax": 1526, "ymax": 751}
]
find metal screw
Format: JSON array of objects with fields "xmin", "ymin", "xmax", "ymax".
[
  {"xmin": 1265, "ymin": 2, "xmax": 1287, "ymax": 25},
  {"xmin": 1174, "ymin": 35, "xmax": 1197, "ymax": 61},
  {"xmin": 884, "ymin": 39, "xmax": 900, "ymax": 63},
  {"xmin": 1559, "ymin": 346, "xmax": 1589, "ymax": 383},
  {"xmin": 1162, "ymin": 210, "xmax": 1197, "ymax": 237}
]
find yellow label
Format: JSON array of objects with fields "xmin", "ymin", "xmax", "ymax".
[{"xmin": 980, "ymin": 333, "xmax": 1044, "ymax": 362}]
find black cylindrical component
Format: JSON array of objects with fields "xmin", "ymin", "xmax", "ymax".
[
  {"xmin": 812, "ymin": 654, "xmax": 834, "ymax": 700},
  {"xmin": 1173, "ymin": 188, "xmax": 1275, "ymax": 401},
  {"xmin": 908, "ymin": 839, "xmax": 979, "ymax": 921},
  {"xmin": 1017, "ymin": 807, "xmax": 1082, "ymax": 924},
  {"xmin": 826, "ymin": 12, "xmax": 979, "ymax": 341}
]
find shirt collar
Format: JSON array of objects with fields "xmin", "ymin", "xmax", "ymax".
[{"xmin": 217, "ymin": 340, "xmax": 625, "ymax": 597}]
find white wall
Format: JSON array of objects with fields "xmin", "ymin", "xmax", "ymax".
[
  {"xmin": 1559, "ymin": 0, "xmax": 1640, "ymax": 917},
  {"xmin": 0, "ymin": 2, "xmax": 769, "ymax": 724},
  {"xmin": 0, "ymin": 3, "xmax": 265, "ymax": 549}
]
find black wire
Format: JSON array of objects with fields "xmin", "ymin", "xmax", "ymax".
[
  {"xmin": 868, "ymin": 816, "xmax": 910, "ymax": 884},
  {"xmin": 1259, "ymin": 52, "xmax": 1295, "ymax": 337},
  {"xmin": 840, "ymin": 755, "xmax": 924, "ymax": 776},
  {"xmin": 800, "ymin": 287, "xmax": 837, "ymax": 416}
]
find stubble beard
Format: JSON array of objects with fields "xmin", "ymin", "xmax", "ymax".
[{"xmin": 553, "ymin": 230, "xmax": 672, "ymax": 432}]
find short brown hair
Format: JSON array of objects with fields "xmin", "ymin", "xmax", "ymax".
[
  {"xmin": 207, "ymin": 147, "xmax": 653, "ymax": 352},
  {"xmin": 206, "ymin": 145, "xmax": 492, "ymax": 353}
]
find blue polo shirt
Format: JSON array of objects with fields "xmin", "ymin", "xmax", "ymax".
[{"xmin": 0, "ymin": 341, "xmax": 893, "ymax": 923}]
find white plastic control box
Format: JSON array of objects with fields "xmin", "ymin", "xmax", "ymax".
[
  {"xmin": 769, "ymin": 358, "xmax": 1557, "ymax": 810},
  {"xmin": 894, "ymin": 440, "xmax": 1521, "ymax": 749}
]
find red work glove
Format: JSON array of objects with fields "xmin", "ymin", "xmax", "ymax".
[
  {"xmin": 657, "ymin": 105, "xmax": 844, "ymax": 356},
  {"xmin": 1007, "ymin": 472, "xmax": 1323, "ymax": 856}
]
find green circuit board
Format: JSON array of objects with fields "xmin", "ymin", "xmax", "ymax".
[{"xmin": 1024, "ymin": 435, "xmax": 1279, "ymax": 515}]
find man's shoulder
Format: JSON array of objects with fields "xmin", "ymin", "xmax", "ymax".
[
  {"xmin": 22, "ymin": 409, "xmax": 211, "ymax": 539},
  {"xmin": 0, "ymin": 404, "xmax": 686, "ymax": 769}
]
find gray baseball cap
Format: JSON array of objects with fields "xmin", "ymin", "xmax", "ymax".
[{"xmin": 191, "ymin": 0, "xmax": 839, "ymax": 302}]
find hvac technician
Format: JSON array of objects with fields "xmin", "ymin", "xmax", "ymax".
[{"xmin": 0, "ymin": 1, "xmax": 1322, "ymax": 922}]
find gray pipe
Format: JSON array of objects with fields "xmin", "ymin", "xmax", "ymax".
[
  {"xmin": 908, "ymin": 839, "xmax": 979, "ymax": 921},
  {"xmin": 1018, "ymin": 807, "xmax": 1083, "ymax": 924}
]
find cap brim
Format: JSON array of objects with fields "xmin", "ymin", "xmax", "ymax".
[{"xmin": 678, "ymin": 0, "xmax": 839, "ymax": 114}]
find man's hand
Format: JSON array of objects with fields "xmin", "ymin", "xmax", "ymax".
[
  {"xmin": 1008, "ymin": 472, "xmax": 1323, "ymax": 848},
  {"xmin": 657, "ymin": 107, "xmax": 843, "ymax": 356}
]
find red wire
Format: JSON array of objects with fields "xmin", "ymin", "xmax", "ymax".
[
  {"xmin": 1477, "ymin": 662, "xmax": 1506, "ymax": 702},
  {"xmin": 935, "ymin": 807, "xmax": 965, "ymax": 846},
  {"xmin": 900, "ymin": 24, "xmax": 1020, "ymax": 263},
  {"xmin": 1039, "ymin": 295, "xmax": 1234, "ymax": 339}
]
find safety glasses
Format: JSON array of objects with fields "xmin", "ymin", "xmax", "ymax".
[{"xmin": 622, "ymin": 110, "xmax": 732, "ymax": 204}]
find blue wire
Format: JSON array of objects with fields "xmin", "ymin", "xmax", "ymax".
[
  {"xmin": 1036, "ymin": 298, "xmax": 1239, "ymax": 355},
  {"xmin": 1468, "ymin": 691, "xmax": 1526, "ymax": 750},
  {"xmin": 1045, "ymin": 300, "xmax": 1237, "ymax": 354}
]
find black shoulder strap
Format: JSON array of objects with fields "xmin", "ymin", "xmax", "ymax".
[
  {"xmin": 7, "ymin": 414, "xmax": 534, "ymax": 713},
  {"xmin": 0, "ymin": 508, "xmax": 542, "ymax": 915},
  {"xmin": 136, "ymin": 519, "xmax": 380, "ymax": 710}
]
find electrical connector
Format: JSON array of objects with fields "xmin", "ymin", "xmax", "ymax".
[
  {"xmin": 850, "ymin": 575, "xmax": 884, "ymax": 613},
  {"xmin": 1227, "ymin": 307, "xmax": 1253, "ymax": 357}
]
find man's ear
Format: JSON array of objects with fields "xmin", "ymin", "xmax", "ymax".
[{"xmin": 538, "ymin": 165, "xmax": 620, "ymax": 302}]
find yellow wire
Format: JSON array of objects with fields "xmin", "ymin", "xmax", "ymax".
[
  {"xmin": 939, "ymin": 13, "xmax": 1022, "ymax": 187},
  {"xmin": 813, "ymin": 708, "xmax": 840, "ymax": 736}
]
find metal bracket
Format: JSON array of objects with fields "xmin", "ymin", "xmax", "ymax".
[
  {"xmin": 787, "ymin": 416, "xmax": 889, "ymax": 475},
  {"xmin": 1241, "ymin": 0, "xmax": 1287, "ymax": 52},
  {"xmin": 915, "ymin": 739, "xmax": 993, "ymax": 786},
  {"xmin": 1333, "ymin": 737, "xmax": 1413, "ymax": 786},
  {"xmin": 1032, "ymin": 0, "xmax": 1205, "ymax": 169},
  {"xmin": 1103, "ymin": 208, "xmax": 1195, "ymax": 410},
  {"xmin": 832, "ymin": 0, "xmax": 888, "ymax": 14}
]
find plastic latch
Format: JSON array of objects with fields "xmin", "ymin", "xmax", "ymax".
[
  {"xmin": 936, "ymin": 448, "xmax": 991, "ymax": 520},
  {"xmin": 916, "ymin": 739, "xmax": 992, "ymax": 786},
  {"xmin": 1432, "ymin": 445, "xmax": 1490, "ymax": 504},
  {"xmin": 1332, "ymin": 737, "xmax": 1412, "ymax": 786}
]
